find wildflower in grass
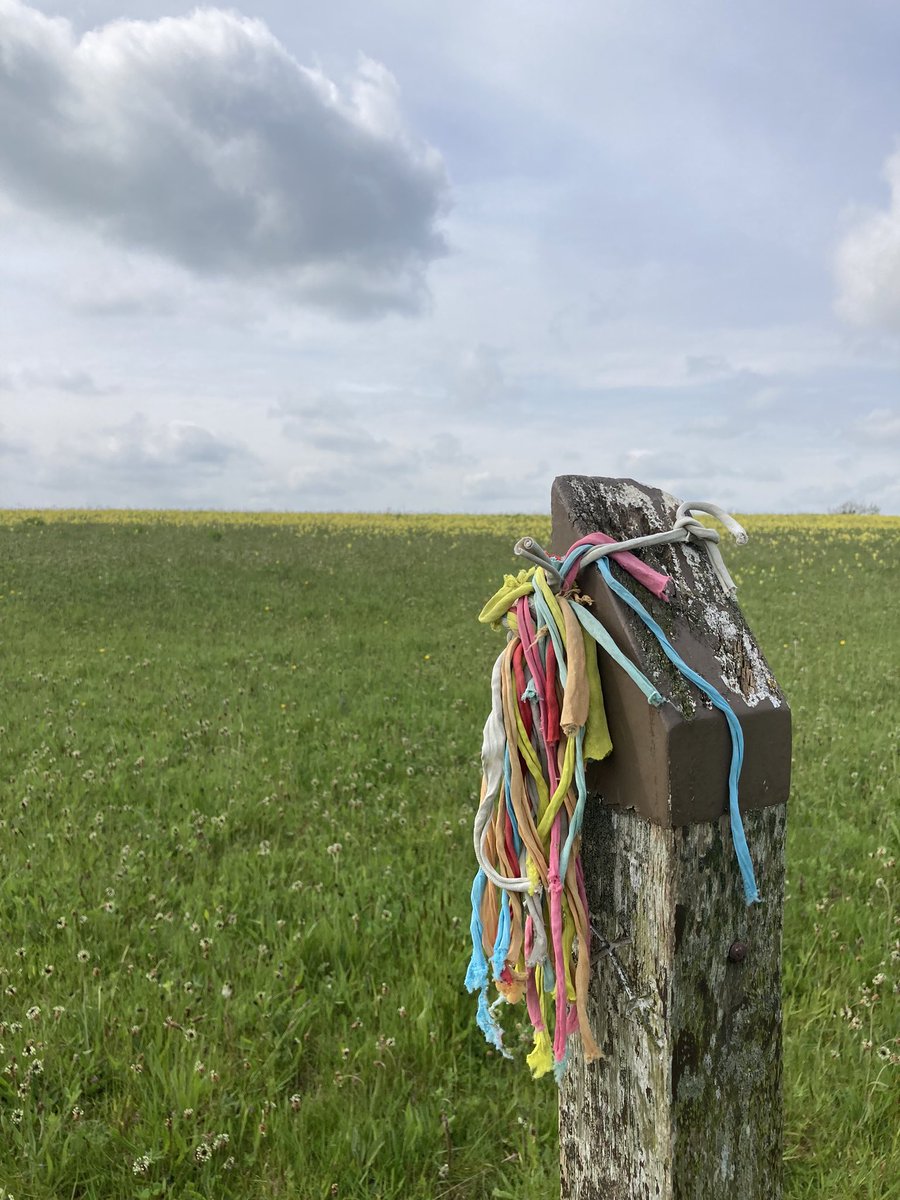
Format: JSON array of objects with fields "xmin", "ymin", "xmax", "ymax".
[
  {"xmin": 221, "ymin": 982, "xmax": 233, "ymax": 999},
  {"xmin": 327, "ymin": 842, "xmax": 342, "ymax": 858},
  {"xmin": 11, "ymin": 1109, "xmax": 23, "ymax": 1125},
  {"xmin": 258, "ymin": 840, "xmax": 271, "ymax": 856},
  {"xmin": 183, "ymin": 1027, "xmax": 197, "ymax": 1043},
  {"xmin": 71, "ymin": 1105, "xmax": 83, "ymax": 1121},
  {"xmin": 862, "ymin": 1039, "xmax": 873, "ymax": 1052},
  {"xmin": 15, "ymin": 948, "xmax": 25, "ymax": 960},
  {"xmin": 183, "ymin": 1108, "xmax": 194, "ymax": 1119},
  {"xmin": 877, "ymin": 1045, "xmax": 891, "ymax": 1060},
  {"xmin": 55, "ymin": 917, "xmax": 66, "ymax": 930},
  {"xmin": 194, "ymin": 1143, "xmax": 212, "ymax": 1164},
  {"xmin": 289, "ymin": 1094, "xmax": 302, "ymax": 1111},
  {"xmin": 42, "ymin": 964, "xmax": 54, "ymax": 976},
  {"xmin": 223, "ymin": 1156, "xmax": 236, "ymax": 1170},
  {"xmin": 26, "ymin": 1006, "xmax": 40, "ymax": 1021},
  {"xmin": 194, "ymin": 1060, "xmax": 206, "ymax": 1075},
  {"xmin": 213, "ymin": 1132, "xmax": 229, "ymax": 1151},
  {"xmin": 132, "ymin": 1154, "xmax": 151, "ymax": 1175}
]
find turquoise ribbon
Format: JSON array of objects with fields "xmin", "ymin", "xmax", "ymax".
[{"xmin": 593, "ymin": 556, "xmax": 760, "ymax": 905}]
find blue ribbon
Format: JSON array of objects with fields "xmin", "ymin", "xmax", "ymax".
[{"xmin": 594, "ymin": 556, "xmax": 760, "ymax": 905}]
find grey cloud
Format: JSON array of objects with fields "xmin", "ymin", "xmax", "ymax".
[
  {"xmin": 54, "ymin": 369, "xmax": 114, "ymax": 395},
  {"xmin": 0, "ymin": 3, "xmax": 449, "ymax": 317},
  {"xmin": 849, "ymin": 407, "xmax": 900, "ymax": 444},
  {"xmin": 0, "ymin": 362, "xmax": 115, "ymax": 394},
  {"xmin": 459, "ymin": 462, "xmax": 547, "ymax": 505},
  {"xmin": 453, "ymin": 345, "xmax": 506, "ymax": 407},
  {"xmin": 0, "ymin": 412, "xmax": 261, "ymax": 506},
  {"xmin": 680, "ymin": 415, "xmax": 749, "ymax": 441},
  {"xmin": 85, "ymin": 413, "xmax": 252, "ymax": 477},
  {"xmin": 620, "ymin": 449, "xmax": 723, "ymax": 482},
  {"xmin": 17, "ymin": 413, "xmax": 257, "ymax": 507},
  {"xmin": 69, "ymin": 277, "xmax": 182, "ymax": 318},
  {"xmin": 271, "ymin": 394, "xmax": 418, "ymax": 474},
  {"xmin": 0, "ymin": 421, "xmax": 28, "ymax": 457},
  {"xmin": 684, "ymin": 354, "xmax": 733, "ymax": 379}
]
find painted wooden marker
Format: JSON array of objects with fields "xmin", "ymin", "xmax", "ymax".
[{"xmin": 551, "ymin": 475, "xmax": 791, "ymax": 1200}]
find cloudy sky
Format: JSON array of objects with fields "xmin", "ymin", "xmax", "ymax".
[{"xmin": 2, "ymin": 0, "xmax": 899, "ymax": 512}]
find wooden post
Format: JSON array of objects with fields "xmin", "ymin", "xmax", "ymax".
[{"xmin": 552, "ymin": 476, "xmax": 791, "ymax": 1200}]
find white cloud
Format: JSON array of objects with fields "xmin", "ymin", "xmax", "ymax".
[
  {"xmin": 850, "ymin": 406, "xmax": 900, "ymax": 444},
  {"xmin": 0, "ymin": 2, "xmax": 449, "ymax": 316},
  {"xmin": 835, "ymin": 149, "xmax": 900, "ymax": 332}
]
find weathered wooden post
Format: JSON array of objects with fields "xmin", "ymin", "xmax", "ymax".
[{"xmin": 552, "ymin": 476, "xmax": 791, "ymax": 1200}]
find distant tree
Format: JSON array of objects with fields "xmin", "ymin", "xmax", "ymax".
[{"xmin": 828, "ymin": 500, "xmax": 881, "ymax": 515}]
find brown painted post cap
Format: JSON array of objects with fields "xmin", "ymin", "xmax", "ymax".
[{"xmin": 549, "ymin": 475, "xmax": 791, "ymax": 828}]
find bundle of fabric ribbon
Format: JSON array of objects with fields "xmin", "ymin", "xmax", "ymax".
[{"xmin": 464, "ymin": 528, "xmax": 759, "ymax": 1081}]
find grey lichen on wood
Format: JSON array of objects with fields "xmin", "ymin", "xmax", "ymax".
[
  {"xmin": 551, "ymin": 474, "xmax": 785, "ymax": 713},
  {"xmin": 548, "ymin": 475, "xmax": 791, "ymax": 827},
  {"xmin": 559, "ymin": 803, "xmax": 786, "ymax": 1200}
]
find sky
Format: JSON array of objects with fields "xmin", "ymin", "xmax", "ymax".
[{"xmin": 1, "ymin": 0, "xmax": 900, "ymax": 513}]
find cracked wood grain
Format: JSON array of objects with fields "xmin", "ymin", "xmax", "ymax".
[{"xmin": 558, "ymin": 801, "xmax": 786, "ymax": 1200}]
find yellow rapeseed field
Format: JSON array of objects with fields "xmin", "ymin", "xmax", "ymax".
[{"xmin": 1, "ymin": 508, "xmax": 897, "ymax": 540}]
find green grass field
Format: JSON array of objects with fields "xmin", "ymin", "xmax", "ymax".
[{"xmin": 0, "ymin": 513, "xmax": 897, "ymax": 1199}]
